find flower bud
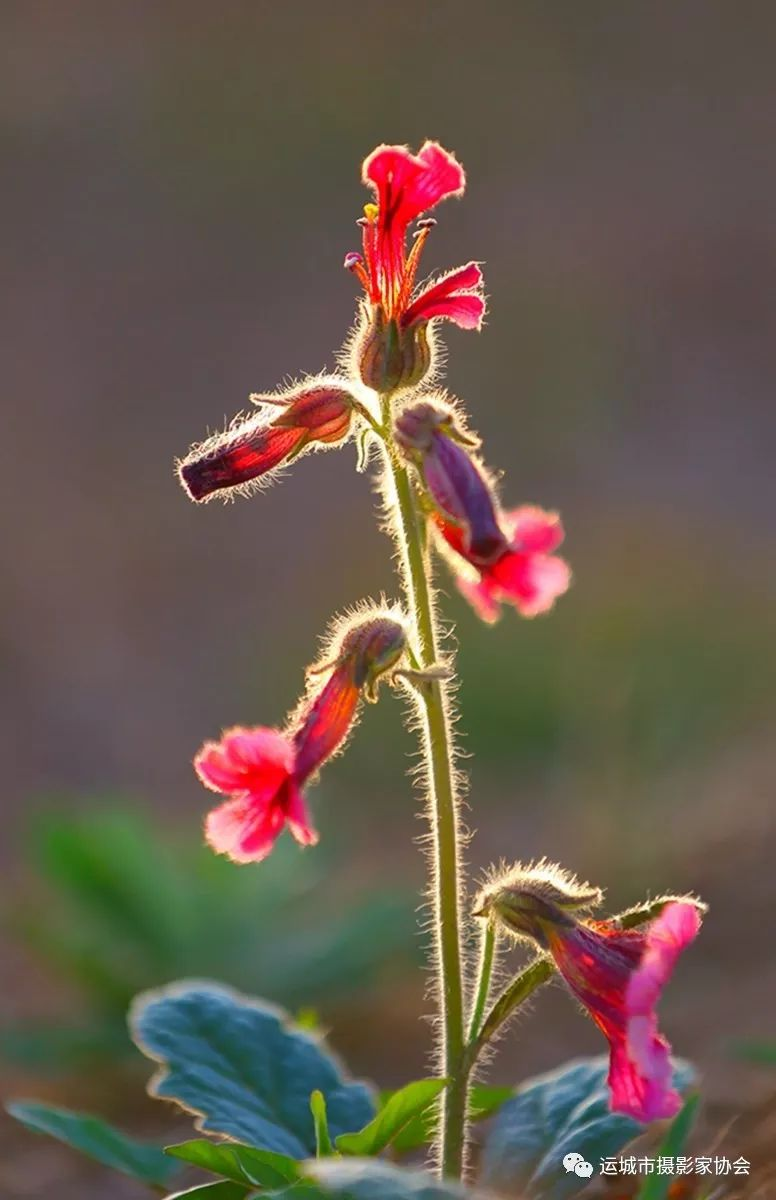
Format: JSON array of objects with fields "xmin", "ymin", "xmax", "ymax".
[
  {"xmin": 356, "ymin": 306, "xmax": 431, "ymax": 393},
  {"xmin": 395, "ymin": 402, "xmax": 505, "ymax": 564},
  {"xmin": 339, "ymin": 614, "xmax": 409, "ymax": 701},
  {"xmin": 474, "ymin": 861, "xmax": 603, "ymax": 945},
  {"xmin": 177, "ymin": 378, "xmax": 355, "ymax": 502}
]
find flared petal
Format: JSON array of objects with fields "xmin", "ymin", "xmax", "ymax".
[
  {"xmin": 403, "ymin": 262, "xmax": 485, "ymax": 330},
  {"xmin": 204, "ymin": 792, "xmax": 287, "ymax": 864},
  {"xmin": 502, "ymin": 506, "xmax": 566, "ymax": 555},
  {"xmin": 194, "ymin": 726, "xmax": 294, "ymax": 799}
]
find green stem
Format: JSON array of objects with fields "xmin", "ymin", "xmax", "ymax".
[
  {"xmin": 466, "ymin": 921, "xmax": 496, "ymax": 1046},
  {"xmin": 379, "ymin": 401, "xmax": 467, "ymax": 1179}
]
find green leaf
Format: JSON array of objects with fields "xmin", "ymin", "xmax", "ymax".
[
  {"xmin": 165, "ymin": 1140, "xmax": 301, "ymax": 1188},
  {"xmin": 6, "ymin": 1101, "xmax": 180, "ymax": 1187},
  {"xmin": 295, "ymin": 1158, "xmax": 471, "ymax": 1199},
  {"xmin": 130, "ymin": 983, "xmax": 376, "ymax": 1155},
  {"xmin": 480, "ymin": 1055, "xmax": 695, "ymax": 1199},
  {"xmin": 311, "ymin": 1091, "xmax": 335, "ymax": 1157},
  {"xmin": 388, "ymin": 1083, "xmax": 513, "ymax": 1155},
  {"xmin": 637, "ymin": 1094, "xmax": 700, "ymax": 1200},
  {"xmin": 336, "ymin": 1079, "xmax": 448, "ymax": 1157},
  {"xmin": 166, "ymin": 1184, "xmax": 254, "ymax": 1200}
]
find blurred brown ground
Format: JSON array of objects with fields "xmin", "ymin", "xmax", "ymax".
[{"xmin": 1, "ymin": 2, "xmax": 776, "ymax": 1197}]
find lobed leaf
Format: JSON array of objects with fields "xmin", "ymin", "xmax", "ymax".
[
  {"xmin": 480, "ymin": 1055, "xmax": 695, "ymax": 1199},
  {"xmin": 130, "ymin": 982, "xmax": 376, "ymax": 1155}
]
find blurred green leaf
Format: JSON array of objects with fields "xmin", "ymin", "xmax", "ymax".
[
  {"xmin": 637, "ymin": 1094, "xmax": 700, "ymax": 1200},
  {"xmin": 6, "ymin": 1101, "xmax": 180, "ymax": 1187},
  {"xmin": 291, "ymin": 1159, "xmax": 471, "ymax": 1200},
  {"xmin": 336, "ymin": 1079, "xmax": 447, "ymax": 1156},
  {"xmin": 130, "ymin": 983, "xmax": 376, "ymax": 1154},
  {"xmin": 166, "ymin": 1140, "xmax": 300, "ymax": 1188},
  {"xmin": 480, "ymin": 1056, "xmax": 695, "ymax": 1198},
  {"xmin": 311, "ymin": 1091, "xmax": 334, "ymax": 1157},
  {"xmin": 4, "ymin": 807, "xmax": 415, "ymax": 1072}
]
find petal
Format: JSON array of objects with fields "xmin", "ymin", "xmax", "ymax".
[
  {"xmin": 362, "ymin": 141, "xmax": 465, "ymax": 225},
  {"xmin": 194, "ymin": 726, "xmax": 294, "ymax": 799},
  {"xmin": 204, "ymin": 793, "xmax": 286, "ymax": 864},
  {"xmin": 284, "ymin": 782, "xmax": 319, "ymax": 847},
  {"xmin": 424, "ymin": 434, "xmax": 505, "ymax": 562},
  {"xmin": 489, "ymin": 550, "xmax": 572, "ymax": 617},
  {"xmin": 403, "ymin": 262, "xmax": 485, "ymax": 329},
  {"xmin": 626, "ymin": 902, "xmax": 702, "ymax": 1016},
  {"xmin": 455, "ymin": 573, "xmax": 502, "ymax": 624},
  {"xmin": 608, "ymin": 1026, "xmax": 680, "ymax": 1123},
  {"xmin": 404, "ymin": 291, "xmax": 486, "ymax": 331},
  {"xmin": 502, "ymin": 506, "xmax": 565, "ymax": 554}
]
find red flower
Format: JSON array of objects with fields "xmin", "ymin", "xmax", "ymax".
[
  {"xmin": 177, "ymin": 378, "xmax": 355, "ymax": 502},
  {"xmin": 345, "ymin": 142, "xmax": 485, "ymax": 332},
  {"xmin": 546, "ymin": 903, "xmax": 702, "ymax": 1122},
  {"xmin": 194, "ymin": 614, "xmax": 407, "ymax": 862},
  {"xmin": 477, "ymin": 868, "xmax": 703, "ymax": 1124},
  {"xmin": 440, "ymin": 506, "xmax": 571, "ymax": 622}
]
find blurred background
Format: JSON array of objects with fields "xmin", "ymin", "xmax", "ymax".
[{"xmin": 2, "ymin": 2, "xmax": 775, "ymax": 1196}]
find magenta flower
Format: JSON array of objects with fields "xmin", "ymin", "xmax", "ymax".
[
  {"xmin": 440, "ymin": 505, "xmax": 571, "ymax": 622},
  {"xmin": 194, "ymin": 614, "xmax": 407, "ymax": 862},
  {"xmin": 546, "ymin": 903, "xmax": 702, "ymax": 1122},
  {"xmin": 345, "ymin": 141, "xmax": 485, "ymax": 332},
  {"xmin": 395, "ymin": 403, "xmax": 570, "ymax": 621},
  {"xmin": 177, "ymin": 378, "xmax": 355, "ymax": 502},
  {"xmin": 477, "ymin": 867, "xmax": 702, "ymax": 1124}
]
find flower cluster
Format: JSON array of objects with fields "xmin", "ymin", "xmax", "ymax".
[
  {"xmin": 476, "ymin": 863, "xmax": 704, "ymax": 1123},
  {"xmin": 174, "ymin": 140, "xmax": 705, "ymax": 1150}
]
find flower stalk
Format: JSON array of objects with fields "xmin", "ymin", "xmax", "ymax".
[{"xmin": 379, "ymin": 395, "xmax": 468, "ymax": 1178}]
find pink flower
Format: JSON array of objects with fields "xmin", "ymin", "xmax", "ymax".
[
  {"xmin": 438, "ymin": 505, "xmax": 571, "ymax": 621},
  {"xmin": 196, "ymin": 727, "xmax": 315, "ymax": 864},
  {"xmin": 546, "ymin": 903, "xmax": 702, "ymax": 1122},
  {"xmin": 194, "ymin": 614, "xmax": 407, "ymax": 863},
  {"xmin": 345, "ymin": 142, "xmax": 485, "ymax": 332},
  {"xmin": 178, "ymin": 379, "xmax": 355, "ymax": 502}
]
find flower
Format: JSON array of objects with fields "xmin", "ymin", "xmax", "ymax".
[
  {"xmin": 194, "ymin": 613, "xmax": 407, "ymax": 862},
  {"xmin": 440, "ymin": 505, "xmax": 572, "ymax": 622},
  {"xmin": 177, "ymin": 378, "xmax": 355, "ymax": 502},
  {"xmin": 345, "ymin": 142, "xmax": 485, "ymax": 390},
  {"xmin": 395, "ymin": 402, "xmax": 570, "ymax": 621},
  {"xmin": 477, "ymin": 867, "xmax": 703, "ymax": 1124}
]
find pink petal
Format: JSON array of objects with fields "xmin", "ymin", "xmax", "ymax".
[
  {"xmin": 204, "ymin": 794, "xmax": 286, "ymax": 864},
  {"xmin": 455, "ymin": 573, "xmax": 502, "ymax": 624},
  {"xmin": 284, "ymin": 781, "xmax": 319, "ymax": 847},
  {"xmin": 608, "ymin": 1026, "xmax": 680, "ymax": 1123},
  {"xmin": 404, "ymin": 291, "xmax": 486, "ymax": 330},
  {"xmin": 194, "ymin": 726, "xmax": 294, "ymax": 800},
  {"xmin": 502, "ymin": 506, "xmax": 565, "ymax": 554},
  {"xmin": 626, "ymin": 902, "xmax": 702, "ymax": 1016},
  {"xmin": 363, "ymin": 141, "xmax": 465, "ymax": 224},
  {"xmin": 489, "ymin": 550, "xmax": 572, "ymax": 617}
]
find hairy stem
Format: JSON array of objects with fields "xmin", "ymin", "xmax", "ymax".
[{"xmin": 379, "ymin": 401, "xmax": 467, "ymax": 1179}]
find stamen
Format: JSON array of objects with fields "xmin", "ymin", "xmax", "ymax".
[
  {"xmin": 344, "ymin": 251, "xmax": 372, "ymax": 293},
  {"xmin": 397, "ymin": 222, "xmax": 433, "ymax": 313}
]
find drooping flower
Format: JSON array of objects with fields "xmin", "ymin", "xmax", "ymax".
[
  {"xmin": 177, "ymin": 377, "xmax": 356, "ymax": 502},
  {"xmin": 476, "ymin": 865, "xmax": 704, "ymax": 1124},
  {"xmin": 345, "ymin": 142, "xmax": 485, "ymax": 391},
  {"xmin": 395, "ymin": 402, "xmax": 571, "ymax": 621},
  {"xmin": 194, "ymin": 612, "xmax": 407, "ymax": 862}
]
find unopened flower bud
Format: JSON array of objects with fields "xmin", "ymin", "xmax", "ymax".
[
  {"xmin": 395, "ymin": 402, "xmax": 505, "ymax": 564},
  {"xmin": 177, "ymin": 378, "xmax": 355, "ymax": 502},
  {"xmin": 356, "ymin": 306, "xmax": 431, "ymax": 394},
  {"xmin": 340, "ymin": 614, "xmax": 409, "ymax": 701},
  {"xmin": 474, "ymin": 861, "xmax": 603, "ymax": 946}
]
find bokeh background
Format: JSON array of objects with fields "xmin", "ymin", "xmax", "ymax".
[{"xmin": 2, "ymin": 2, "xmax": 775, "ymax": 1196}]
